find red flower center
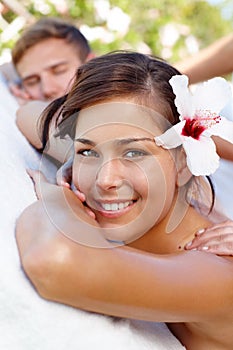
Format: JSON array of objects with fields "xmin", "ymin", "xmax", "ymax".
[
  {"xmin": 181, "ymin": 111, "xmax": 221, "ymax": 140},
  {"xmin": 181, "ymin": 118, "xmax": 206, "ymax": 140}
]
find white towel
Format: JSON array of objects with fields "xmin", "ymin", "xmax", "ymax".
[
  {"xmin": 0, "ymin": 77, "xmax": 185, "ymax": 350},
  {"xmin": 211, "ymin": 97, "xmax": 233, "ymax": 220}
]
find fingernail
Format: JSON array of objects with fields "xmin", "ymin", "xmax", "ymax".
[
  {"xmin": 201, "ymin": 246, "xmax": 209, "ymax": 251},
  {"xmin": 74, "ymin": 190, "xmax": 85, "ymax": 202},
  {"xmin": 196, "ymin": 228, "xmax": 205, "ymax": 235},
  {"xmin": 61, "ymin": 181, "xmax": 70, "ymax": 188},
  {"xmin": 191, "ymin": 248, "xmax": 197, "ymax": 251},
  {"xmin": 185, "ymin": 241, "xmax": 192, "ymax": 248}
]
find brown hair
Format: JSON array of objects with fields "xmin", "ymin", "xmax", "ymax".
[
  {"xmin": 40, "ymin": 51, "xmax": 181, "ymax": 147},
  {"xmin": 12, "ymin": 17, "xmax": 91, "ymax": 67}
]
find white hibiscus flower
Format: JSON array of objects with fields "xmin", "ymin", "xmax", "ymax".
[{"xmin": 155, "ymin": 75, "xmax": 233, "ymax": 176}]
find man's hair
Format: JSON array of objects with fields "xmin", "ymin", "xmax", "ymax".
[{"xmin": 12, "ymin": 17, "xmax": 91, "ymax": 66}]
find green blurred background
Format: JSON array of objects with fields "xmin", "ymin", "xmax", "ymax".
[{"xmin": 0, "ymin": 0, "xmax": 232, "ymax": 66}]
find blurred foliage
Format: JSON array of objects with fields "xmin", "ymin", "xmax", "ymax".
[{"xmin": 0, "ymin": 0, "xmax": 232, "ymax": 64}]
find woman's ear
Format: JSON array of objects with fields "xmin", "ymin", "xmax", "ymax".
[{"xmin": 176, "ymin": 149, "xmax": 192, "ymax": 187}]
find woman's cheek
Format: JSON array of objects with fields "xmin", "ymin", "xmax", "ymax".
[{"xmin": 134, "ymin": 171, "xmax": 148, "ymax": 198}]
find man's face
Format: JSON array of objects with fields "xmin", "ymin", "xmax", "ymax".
[{"xmin": 16, "ymin": 38, "xmax": 84, "ymax": 101}]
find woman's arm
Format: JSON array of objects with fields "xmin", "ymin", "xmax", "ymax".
[{"xmin": 16, "ymin": 172, "xmax": 233, "ymax": 323}]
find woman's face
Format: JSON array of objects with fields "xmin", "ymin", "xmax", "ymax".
[{"xmin": 72, "ymin": 101, "xmax": 178, "ymax": 243}]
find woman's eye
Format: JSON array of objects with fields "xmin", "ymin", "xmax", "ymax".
[
  {"xmin": 124, "ymin": 150, "xmax": 147, "ymax": 158},
  {"xmin": 78, "ymin": 149, "xmax": 99, "ymax": 157}
]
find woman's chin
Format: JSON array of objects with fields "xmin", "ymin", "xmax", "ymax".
[{"xmin": 99, "ymin": 221, "xmax": 151, "ymax": 245}]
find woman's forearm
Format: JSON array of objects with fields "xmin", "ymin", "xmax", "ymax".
[{"xmin": 16, "ymin": 187, "xmax": 233, "ymax": 322}]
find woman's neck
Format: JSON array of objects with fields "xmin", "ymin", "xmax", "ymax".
[{"xmin": 128, "ymin": 200, "xmax": 212, "ymax": 255}]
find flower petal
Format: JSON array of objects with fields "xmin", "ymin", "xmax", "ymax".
[
  {"xmin": 169, "ymin": 75, "xmax": 194, "ymax": 119},
  {"xmin": 208, "ymin": 116, "xmax": 233, "ymax": 143},
  {"xmin": 193, "ymin": 77, "xmax": 232, "ymax": 113},
  {"xmin": 155, "ymin": 121, "xmax": 184, "ymax": 149},
  {"xmin": 183, "ymin": 136, "xmax": 219, "ymax": 176}
]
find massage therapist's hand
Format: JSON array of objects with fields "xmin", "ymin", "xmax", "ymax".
[{"xmin": 185, "ymin": 220, "xmax": 233, "ymax": 256}]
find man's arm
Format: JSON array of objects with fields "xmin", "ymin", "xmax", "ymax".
[
  {"xmin": 16, "ymin": 101, "xmax": 73, "ymax": 163},
  {"xmin": 175, "ymin": 34, "xmax": 233, "ymax": 84},
  {"xmin": 16, "ymin": 100, "xmax": 49, "ymax": 149},
  {"xmin": 214, "ymin": 136, "xmax": 233, "ymax": 161}
]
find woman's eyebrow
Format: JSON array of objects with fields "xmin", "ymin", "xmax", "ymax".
[
  {"xmin": 74, "ymin": 137, "xmax": 154, "ymax": 146},
  {"xmin": 74, "ymin": 138, "xmax": 96, "ymax": 146},
  {"xmin": 117, "ymin": 137, "xmax": 154, "ymax": 145}
]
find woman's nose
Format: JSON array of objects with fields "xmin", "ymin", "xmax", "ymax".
[{"xmin": 95, "ymin": 158, "xmax": 124, "ymax": 190}]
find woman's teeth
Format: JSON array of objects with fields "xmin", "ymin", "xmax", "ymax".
[{"xmin": 101, "ymin": 201, "xmax": 133, "ymax": 211}]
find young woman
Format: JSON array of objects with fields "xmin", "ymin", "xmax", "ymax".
[{"xmin": 16, "ymin": 52, "xmax": 233, "ymax": 350}]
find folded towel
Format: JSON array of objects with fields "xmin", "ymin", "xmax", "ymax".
[
  {"xmin": 211, "ymin": 97, "xmax": 233, "ymax": 220},
  {"xmin": 0, "ymin": 77, "xmax": 185, "ymax": 350}
]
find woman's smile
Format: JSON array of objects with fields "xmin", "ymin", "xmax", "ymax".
[{"xmin": 93, "ymin": 199, "xmax": 137, "ymax": 218}]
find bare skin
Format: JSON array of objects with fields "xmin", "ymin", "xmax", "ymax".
[
  {"xmin": 174, "ymin": 34, "xmax": 233, "ymax": 85},
  {"xmin": 16, "ymin": 38, "xmax": 83, "ymax": 101},
  {"xmin": 16, "ymin": 100, "xmax": 48, "ymax": 150},
  {"xmin": 1, "ymin": 38, "xmax": 87, "ymax": 105},
  {"xmin": 185, "ymin": 220, "xmax": 233, "ymax": 256},
  {"xmin": 15, "ymin": 100, "xmax": 73, "ymax": 163},
  {"xmin": 213, "ymin": 136, "xmax": 233, "ymax": 162}
]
